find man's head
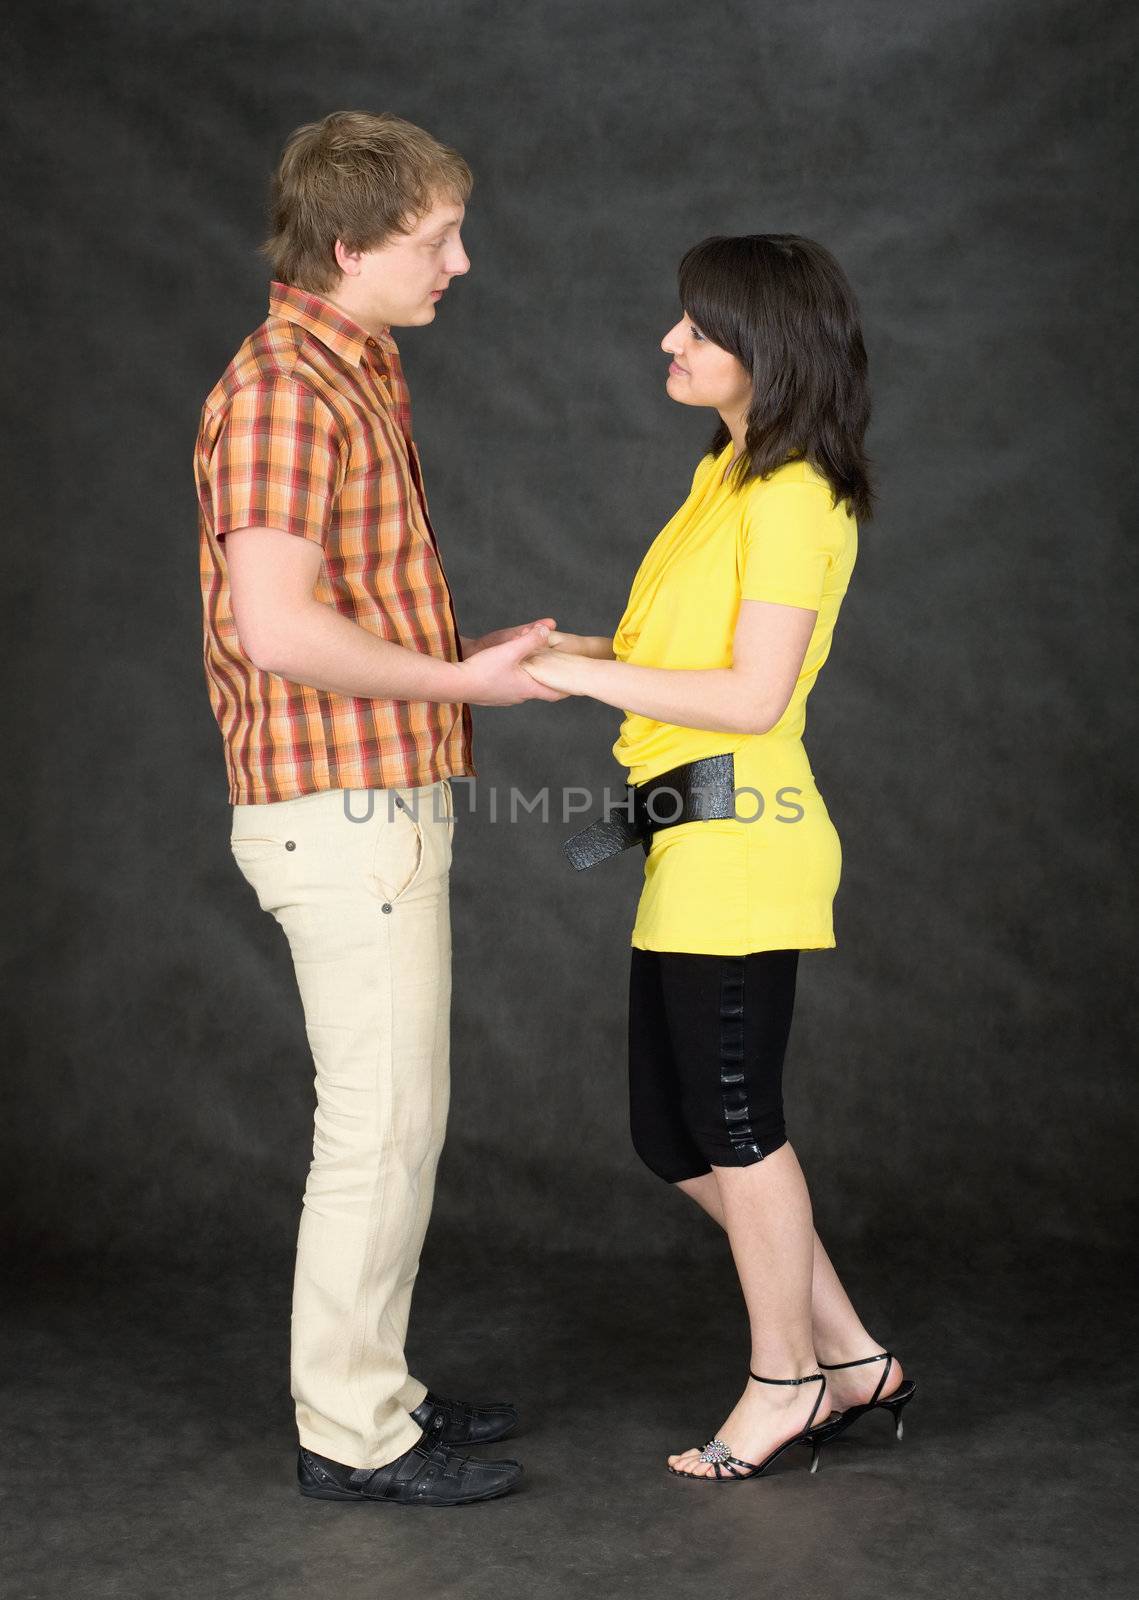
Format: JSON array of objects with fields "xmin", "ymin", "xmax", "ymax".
[{"xmin": 261, "ymin": 110, "xmax": 472, "ymax": 330}]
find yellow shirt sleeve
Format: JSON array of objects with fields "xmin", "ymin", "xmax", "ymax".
[{"xmin": 739, "ymin": 480, "xmax": 837, "ymax": 610}]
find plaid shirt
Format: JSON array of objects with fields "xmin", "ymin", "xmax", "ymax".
[{"xmin": 195, "ymin": 281, "xmax": 475, "ymax": 804}]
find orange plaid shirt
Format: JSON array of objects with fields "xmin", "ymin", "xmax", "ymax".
[{"xmin": 195, "ymin": 281, "xmax": 476, "ymax": 804}]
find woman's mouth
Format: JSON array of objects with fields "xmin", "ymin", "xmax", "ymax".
[{"xmin": 668, "ymin": 361, "xmax": 688, "ymax": 376}]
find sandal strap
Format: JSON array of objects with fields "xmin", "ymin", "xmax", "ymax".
[
  {"xmin": 748, "ymin": 1369, "xmax": 827, "ymax": 1431},
  {"xmin": 818, "ymin": 1350, "xmax": 894, "ymax": 1406},
  {"xmin": 748, "ymin": 1371, "xmax": 824, "ymax": 1384},
  {"xmin": 818, "ymin": 1350, "xmax": 892, "ymax": 1369}
]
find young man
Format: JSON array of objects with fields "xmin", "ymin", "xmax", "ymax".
[{"xmin": 193, "ymin": 111, "xmax": 560, "ymax": 1507}]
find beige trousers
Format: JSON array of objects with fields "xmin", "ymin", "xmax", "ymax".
[{"xmin": 230, "ymin": 779, "xmax": 454, "ymax": 1469}]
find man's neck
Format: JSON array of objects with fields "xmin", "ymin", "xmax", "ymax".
[{"xmin": 320, "ymin": 287, "xmax": 391, "ymax": 342}]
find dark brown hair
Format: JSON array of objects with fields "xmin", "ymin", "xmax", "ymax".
[
  {"xmin": 260, "ymin": 110, "xmax": 473, "ymax": 294},
  {"xmin": 678, "ymin": 234, "xmax": 875, "ymax": 521}
]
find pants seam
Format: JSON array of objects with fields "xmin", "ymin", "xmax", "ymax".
[{"xmin": 719, "ymin": 955, "xmax": 763, "ymax": 1161}]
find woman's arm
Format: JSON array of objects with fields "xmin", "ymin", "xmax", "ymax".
[
  {"xmin": 522, "ymin": 598, "xmax": 816, "ymax": 735},
  {"xmin": 546, "ymin": 630, "xmax": 616, "ymax": 660}
]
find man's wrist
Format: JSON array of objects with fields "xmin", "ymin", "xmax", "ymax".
[{"xmin": 435, "ymin": 656, "xmax": 468, "ymax": 699}]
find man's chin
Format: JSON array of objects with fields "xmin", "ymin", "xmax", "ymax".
[{"xmin": 389, "ymin": 305, "xmax": 437, "ymax": 330}]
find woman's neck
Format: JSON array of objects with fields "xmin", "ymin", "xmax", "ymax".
[{"xmin": 720, "ymin": 406, "xmax": 748, "ymax": 462}]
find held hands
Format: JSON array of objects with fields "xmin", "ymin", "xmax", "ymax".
[
  {"xmin": 519, "ymin": 646, "xmax": 582, "ymax": 694},
  {"xmin": 459, "ymin": 620, "xmax": 568, "ymax": 705},
  {"xmin": 519, "ymin": 628, "xmax": 614, "ymax": 693},
  {"xmin": 462, "ymin": 619, "xmax": 557, "ymax": 658},
  {"xmin": 458, "ymin": 619, "xmax": 607, "ymax": 705}
]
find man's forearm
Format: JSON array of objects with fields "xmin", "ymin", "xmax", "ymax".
[{"xmin": 254, "ymin": 599, "xmax": 465, "ymax": 702}]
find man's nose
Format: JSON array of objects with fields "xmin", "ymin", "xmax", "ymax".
[{"xmin": 446, "ymin": 243, "xmax": 471, "ymax": 277}]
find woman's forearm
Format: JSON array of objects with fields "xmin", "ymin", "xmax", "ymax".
[
  {"xmin": 559, "ymin": 655, "xmax": 772, "ymax": 735},
  {"xmin": 551, "ymin": 631, "xmax": 616, "ymax": 660}
]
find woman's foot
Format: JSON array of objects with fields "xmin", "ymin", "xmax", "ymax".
[
  {"xmin": 667, "ymin": 1372, "xmax": 833, "ymax": 1478},
  {"xmin": 819, "ymin": 1348, "xmax": 906, "ymax": 1414}
]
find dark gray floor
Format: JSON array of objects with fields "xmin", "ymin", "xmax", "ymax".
[{"xmin": 4, "ymin": 1229, "xmax": 1134, "ymax": 1600}]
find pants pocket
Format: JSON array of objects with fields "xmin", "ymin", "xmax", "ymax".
[{"xmin": 371, "ymin": 795, "xmax": 425, "ymax": 904}]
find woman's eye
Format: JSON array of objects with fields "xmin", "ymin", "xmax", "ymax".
[{"xmin": 689, "ymin": 325, "xmax": 705, "ymax": 340}]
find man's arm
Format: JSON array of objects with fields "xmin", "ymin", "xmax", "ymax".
[{"xmin": 226, "ymin": 527, "xmax": 563, "ymax": 706}]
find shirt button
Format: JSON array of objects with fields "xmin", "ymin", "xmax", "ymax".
[
  {"xmin": 381, "ymin": 903, "xmax": 392, "ymax": 914},
  {"xmin": 285, "ymin": 840, "xmax": 296, "ymax": 851}
]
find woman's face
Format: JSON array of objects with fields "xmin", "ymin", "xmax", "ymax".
[{"xmin": 661, "ymin": 312, "xmax": 752, "ymax": 416}]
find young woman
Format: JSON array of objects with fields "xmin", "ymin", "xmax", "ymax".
[{"xmin": 522, "ymin": 234, "xmax": 916, "ymax": 1482}]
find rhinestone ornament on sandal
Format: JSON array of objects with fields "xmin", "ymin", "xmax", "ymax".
[{"xmin": 668, "ymin": 1371, "xmax": 834, "ymax": 1482}]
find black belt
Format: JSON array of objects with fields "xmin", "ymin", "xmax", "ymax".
[{"xmin": 562, "ymin": 752, "xmax": 737, "ymax": 870}]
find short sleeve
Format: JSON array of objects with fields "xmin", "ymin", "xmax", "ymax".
[
  {"xmin": 739, "ymin": 481, "xmax": 835, "ymax": 609},
  {"xmin": 208, "ymin": 380, "xmax": 344, "ymax": 545}
]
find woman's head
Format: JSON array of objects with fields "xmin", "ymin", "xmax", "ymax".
[{"xmin": 662, "ymin": 234, "xmax": 875, "ymax": 521}]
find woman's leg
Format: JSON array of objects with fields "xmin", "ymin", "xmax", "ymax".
[
  {"xmin": 655, "ymin": 951, "xmax": 829, "ymax": 1473},
  {"xmin": 628, "ymin": 947, "xmax": 714, "ymax": 1183},
  {"xmin": 667, "ymin": 1145, "xmax": 825, "ymax": 1475},
  {"xmin": 675, "ymin": 1176, "xmax": 905, "ymax": 1415}
]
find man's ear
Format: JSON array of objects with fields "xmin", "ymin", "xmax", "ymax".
[{"xmin": 333, "ymin": 239, "xmax": 362, "ymax": 277}]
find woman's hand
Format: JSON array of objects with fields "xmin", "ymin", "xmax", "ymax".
[{"xmin": 520, "ymin": 647, "xmax": 586, "ymax": 694}]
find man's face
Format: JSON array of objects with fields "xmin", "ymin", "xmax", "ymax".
[
  {"xmin": 339, "ymin": 194, "xmax": 471, "ymax": 328},
  {"xmin": 660, "ymin": 311, "xmax": 752, "ymax": 414}
]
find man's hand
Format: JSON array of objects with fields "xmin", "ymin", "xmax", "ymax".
[
  {"xmin": 462, "ymin": 618, "xmax": 557, "ymax": 658},
  {"xmin": 460, "ymin": 625, "xmax": 568, "ymax": 704}
]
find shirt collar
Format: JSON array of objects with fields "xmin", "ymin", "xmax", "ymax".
[{"xmin": 268, "ymin": 280, "xmax": 398, "ymax": 368}]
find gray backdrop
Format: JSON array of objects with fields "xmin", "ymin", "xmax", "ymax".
[{"xmin": 4, "ymin": 0, "xmax": 1135, "ymax": 1277}]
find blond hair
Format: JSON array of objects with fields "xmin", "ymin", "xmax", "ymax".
[{"xmin": 260, "ymin": 110, "xmax": 473, "ymax": 293}]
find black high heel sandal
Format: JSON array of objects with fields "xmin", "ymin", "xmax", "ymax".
[
  {"xmin": 817, "ymin": 1350, "xmax": 917, "ymax": 1442},
  {"xmin": 667, "ymin": 1370, "xmax": 833, "ymax": 1481}
]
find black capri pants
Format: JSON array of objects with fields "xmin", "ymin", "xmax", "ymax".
[{"xmin": 628, "ymin": 946, "xmax": 800, "ymax": 1182}]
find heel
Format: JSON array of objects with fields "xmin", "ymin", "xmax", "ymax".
[
  {"xmin": 882, "ymin": 1388, "xmax": 915, "ymax": 1441},
  {"xmin": 818, "ymin": 1351, "xmax": 917, "ymax": 1446}
]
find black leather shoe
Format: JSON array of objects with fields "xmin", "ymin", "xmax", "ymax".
[
  {"xmin": 297, "ymin": 1439, "xmax": 523, "ymax": 1506},
  {"xmin": 409, "ymin": 1390, "xmax": 519, "ymax": 1445}
]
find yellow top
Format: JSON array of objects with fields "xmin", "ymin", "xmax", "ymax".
[{"xmin": 610, "ymin": 442, "xmax": 859, "ymax": 954}]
